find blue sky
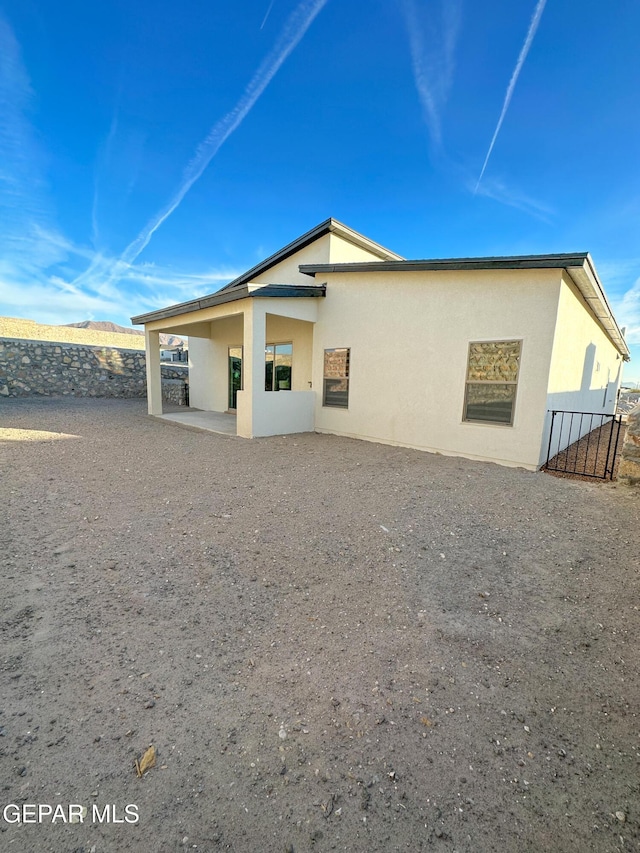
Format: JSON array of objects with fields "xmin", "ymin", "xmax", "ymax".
[{"xmin": 1, "ymin": 0, "xmax": 639, "ymax": 381}]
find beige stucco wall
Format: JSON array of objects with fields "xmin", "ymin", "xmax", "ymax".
[
  {"xmin": 248, "ymin": 232, "xmax": 393, "ymax": 287},
  {"xmin": 146, "ymin": 300, "xmax": 247, "ymax": 412},
  {"xmin": 546, "ymin": 273, "xmax": 623, "ymax": 411},
  {"xmin": 266, "ymin": 314, "xmax": 314, "ymax": 391},
  {"xmin": 250, "ymin": 235, "xmax": 332, "ymax": 286},
  {"xmin": 540, "ymin": 273, "xmax": 624, "ymax": 465},
  {"xmin": 144, "ymin": 232, "xmax": 390, "ymax": 418},
  {"xmin": 311, "ymin": 268, "xmax": 562, "ymax": 469},
  {"xmin": 189, "ymin": 315, "xmax": 244, "ymax": 411},
  {"xmin": 187, "ymin": 304, "xmax": 315, "ymax": 413},
  {"xmin": 185, "ymin": 337, "xmax": 214, "ymax": 410},
  {"xmin": 327, "ymin": 233, "xmax": 396, "ymax": 264},
  {"xmin": 241, "ymin": 389, "xmax": 315, "ymax": 436}
]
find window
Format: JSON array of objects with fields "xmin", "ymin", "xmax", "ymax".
[
  {"xmin": 265, "ymin": 342, "xmax": 292, "ymax": 391},
  {"xmin": 323, "ymin": 347, "xmax": 350, "ymax": 408},
  {"xmin": 463, "ymin": 340, "xmax": 521, "ymax": 425}
]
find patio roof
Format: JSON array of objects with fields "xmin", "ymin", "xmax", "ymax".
[{"xmin": 131, "ymin": 284, "xmax": 325, "ymax": 326}]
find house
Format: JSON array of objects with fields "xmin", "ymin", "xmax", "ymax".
[
  {"xmin": 160, "ymin": 345, "xmax": 188, "ymax": 363},
  {"xmin": 131, "ymin": 218, "xmax": 630, "ymax": 470}
]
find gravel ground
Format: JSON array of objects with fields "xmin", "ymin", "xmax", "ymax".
[
  {"xmin": 1, "ymin": 397, "xmax": 639, "ymax": 853},
  {"xmin": 545, "ymin": 419, "xmax": 625, "ymax": 482}
]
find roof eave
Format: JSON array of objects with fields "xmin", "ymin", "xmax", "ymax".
[
  {"xmin": 299, "ymin": 254, "xmax": 630, "ymax": 360},
  {"xmin": 564, "ymin": 257, "xmax": 630, "ymax": 359},
  {"xmin": 299, "ymin": 253, "xmax": 591, "ymax": 277},
  {"xmin": 132, "ymin": 219, "xmax": 401, "ymax": 326},
  {"xmin": 131, "ymin": 284, "xmax": 325, "ymax": 326}
]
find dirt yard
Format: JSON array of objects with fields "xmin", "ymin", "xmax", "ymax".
[
  {"xmin": 1, "ymin": 398, "xmax": 638, "ymax": 853},
  {"xmin": 545, "ymin": 418, "xmax": 625, "ymax": 482}
]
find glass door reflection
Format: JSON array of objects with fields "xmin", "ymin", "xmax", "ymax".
[
  {"xmin": 228, "ymin": 346, "xmax": 242, "ymax": 410},
  {"xmin": 265, "ymin": 343, "xmax": 292, "ymax": 391}
]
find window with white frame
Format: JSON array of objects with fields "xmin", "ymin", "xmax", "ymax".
[
  {"xmin": 323, "ymin": 347, "xmax": 350, "ymax": 408},
  {"xmin": 463, "ymin": 340, "xmax": 521, "ymax": 425}
]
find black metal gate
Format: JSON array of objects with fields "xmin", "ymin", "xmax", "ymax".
[{"xmin": 544, "ymin": 410, "xmax": 625, "ymax": 480}]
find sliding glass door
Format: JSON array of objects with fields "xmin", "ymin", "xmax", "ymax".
[
  {"xmin": 265, "ymin": 343, "xmax": 292, "ymax": 391},
  {"xmin": 228, "ymin": 346, "xmax": 242, "ymax": 410}
]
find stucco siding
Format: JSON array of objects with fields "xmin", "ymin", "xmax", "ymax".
[
  {"xmin": 327, "ymin": 233, "xmax": 399, "ymax": 264},
  {"xmin": 547, "ymin": 273, "xmax": 623, "ymax": 410},
  {"xmin": 248, "ymin": 232, "xmax": 392, "ymax": 288},
  {"xmin": 188, "ymin": 336, "xmax": 216, "ymax": 410},
  {"xmin": 249, "ymin": 235, "xmax": 332, "ymax": 286},
  {"xmin": 149, "ymin": 301, "xmax": 248, "ymax": 414},
  {"xmin": 312, "ymin": 269, "xmax": 561, "ymax": 469},
  {"xmin": 541, "ymin": 272, "xmax": 624, "ymax": 463},
  {"xmin": 188, "ymin": 311, "xmax": 314, "ymax": 412},
  {"xmin": 241, "ymin": 389, "xmax": 315, "ymax": 436},
  {"xmin": 265, "ymin": 314, "xmax": 314, "ymax": 391},
  {"xmin": 189, "ymin": 315, "xmax": 244, "ymax": 411}
]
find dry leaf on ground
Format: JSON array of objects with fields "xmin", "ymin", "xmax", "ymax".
[{"xmin": 135, "ymin": 745, "xmax": 156, "ymax": 778}]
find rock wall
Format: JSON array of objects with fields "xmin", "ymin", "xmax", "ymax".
[
  {"xmin": 0, "ymin": 337, "xmax": 188, "ymax": 404},
  {"xmin": 162, "ymin": 378, "xmax": 188, "ymax": 406},
  {"xmin": 0, "ymin": 337, "xmax": 146, "ymax": 398},
  {"xmin": 618, "ymin": 403, "xmax": 640, "ymax": 485}
]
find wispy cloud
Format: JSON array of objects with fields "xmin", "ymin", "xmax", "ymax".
[
  {"xmin": 91, "ymin": 67, "xmax": 151, "ymax": 255},
  {"xmin": 611, "ymin": 274, "xmax": 640, "ymax": 345},
  {"xmin": 401, "ymin": 1, "xmax": 553, "ymax": 221},
  {"xmin": 472, "ymin": 174, "xmax": 554, "ymax": 222},
  {"xmin": 0, "ymin": 234, "xmax": 242, "ymax": 328},
  {"xmin": 0, "ymin": 16, "xmax": 34, "ymax": 186},
  {"xmin": 0, "ymin": 11, "xmax": 257, "ymax": 329},
  {"xmin": 0, "ymin": 14, "xmax": 55, "ymax": 260},
  {"xmin": 597, "ymin": 259, "xmax": 640, "ymax": 288},
  {"xmin": 475, "ymin": 0, "xmax": 547, "ymax": 191},
  {"xmin": 91, "ymin": 107, "xmax": 119, "ymax": 249},
  {"xmin": 116, "ymin": 0, "xmax": 329, "ymax": 272},
  {"xmin": 64, "ymin": 0, "xmax": 329, "ymax": 302},
  {"xmin": 402, "ymin": 0, "xmax": 461, "ymax": 152},
  {"xmin": 590, "ymin": 259, "xmax": 640, "ymax": 369}
]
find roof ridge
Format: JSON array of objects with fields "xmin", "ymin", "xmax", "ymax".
[{"xmin": 215, "ymin": 218, "xmax": 401, "ymax": 294}]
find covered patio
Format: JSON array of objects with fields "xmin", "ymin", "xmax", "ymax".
[{"xmin": 132, "ymin": 284, "xmax": 325, "ymax": 439}]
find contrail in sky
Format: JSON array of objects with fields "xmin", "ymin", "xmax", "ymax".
[
  {"xmin": 475, "ymin": 0, "xmax": 547, "ymax": 192},
  {"xmin": 118, "ymin": 0, "xmax": 328, "ymax": 270},
  {"xmin": 402, "ymin": 0, "xmax": 460, "ymax": 152},
  {"xmin": 261, "ymin": 0, "xmax": 276, "ymax": 29}
]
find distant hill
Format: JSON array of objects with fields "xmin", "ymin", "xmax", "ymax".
[{"xmin": 64, "ymin": 321, "xmax": 185, "ymax": 348}]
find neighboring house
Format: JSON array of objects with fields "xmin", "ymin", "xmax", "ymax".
[
  {"xmin": 160, "ymin": 346, "xmax": 188, "ymax": 363},
  {"xmin": 131, "ymin": 218, "xmax": 630, "ymax": 470}
]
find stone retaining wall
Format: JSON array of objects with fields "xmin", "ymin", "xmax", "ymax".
[
  {"xmin": 0, "ymin": 338, "xmax": 145, "ymax": 398},
  {"xmin": 162, "ymin": 378, "xmax": 188, "ymax": 406},
  {"xmin": 618, "ymin": 403, "xmax": 640, "ymax": 485},
  {"xmin": 0, "ymin": 337, "xmax": 188, "ymax": 404}
]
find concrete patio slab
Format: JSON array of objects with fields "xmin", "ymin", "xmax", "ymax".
[{"xmin": 157, "ymin": 409, "xmax": 237, "ymax": 435}]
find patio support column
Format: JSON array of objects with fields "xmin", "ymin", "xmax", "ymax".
[
  {"xmin": 145, "ymin": 329, "xmax": 162, "ymax": 415},
  {"xmin": 238, "ymin": 301, "xmax": 266, "ymax": 438}
]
